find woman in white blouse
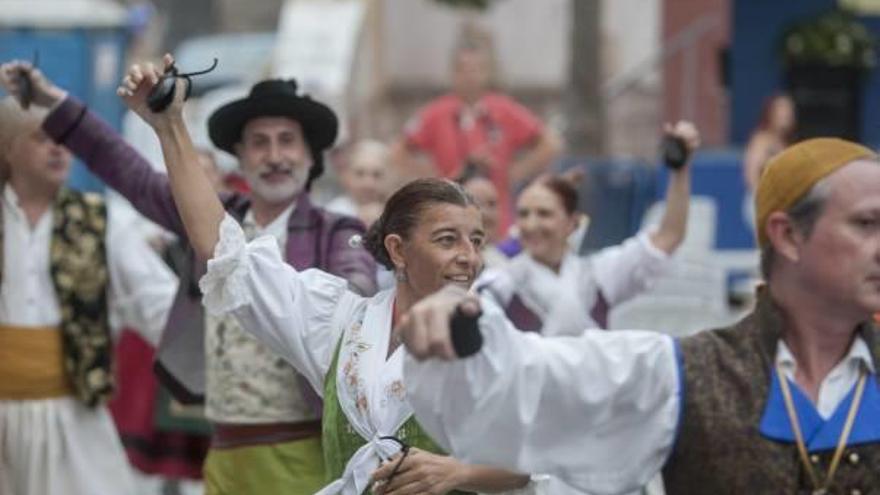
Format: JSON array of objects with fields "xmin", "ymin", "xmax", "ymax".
[
  {"xmin": 479, "ymin": 122, "xmax": 699, "ymax": 337},
  {"xmin": 117, "ymin": 56, "xmax": 530, "ymax": 495}
]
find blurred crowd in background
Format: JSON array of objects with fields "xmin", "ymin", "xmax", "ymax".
[{"xmin": 2, "ymin": 1, "xmax": 880, "ymax": 494}]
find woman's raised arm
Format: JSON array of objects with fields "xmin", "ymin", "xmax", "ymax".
[{"xmin": 117, "ymin": 54, "xmax": 223, "ymax": 261}]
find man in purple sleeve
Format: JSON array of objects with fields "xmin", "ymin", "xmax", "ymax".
[{"xmin": 1, "ymin": 60, "xmax": 377, "ymax": 494}]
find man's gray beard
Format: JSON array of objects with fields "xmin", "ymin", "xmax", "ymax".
[
  {"xmin": 250, "ymin": 179, "xmax": 304, "ymax": 203},
  {"xmin": 242, "ymin": 166, "xmax": 309, "ymax": 204}
]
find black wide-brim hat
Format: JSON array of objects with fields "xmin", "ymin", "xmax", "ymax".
[{"xmin": 207, "ymin": 79, "xmax": 338, "ymax": 156}]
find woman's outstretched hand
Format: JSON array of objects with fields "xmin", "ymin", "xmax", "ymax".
[{"xmin": 397, "ymin": 285, "xmax": 481, "ymax": 361}]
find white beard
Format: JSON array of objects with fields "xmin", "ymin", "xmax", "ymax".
[{"xmin": 242, "ymin": 163, "xmax": 309, "ymax": 204}]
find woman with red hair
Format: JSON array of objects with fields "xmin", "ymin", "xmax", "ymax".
[{"xmin": 744, "ymin": 94, "xmax": 796, "ymax": 192}]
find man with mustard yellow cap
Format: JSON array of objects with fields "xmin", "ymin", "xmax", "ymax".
[
  {"xmin": 0, "ymin": 92, "xmax": 178, "ymax": 493},
  {"xmin": 392, "ymin": 137, "xmax": 880, "ymax": 494}
]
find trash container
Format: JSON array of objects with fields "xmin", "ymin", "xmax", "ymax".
[{"xmin": 0, "ymin": 0, "xmax": 130, "ymax": 192}]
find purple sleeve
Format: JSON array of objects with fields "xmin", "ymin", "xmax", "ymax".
[
  {"xmin": 326, "ymin": 221, "xmax": 378, "ymax": 297},
  {"xmin": 43, "ymin": 97, "xmax": 186, "ymax": 236}
]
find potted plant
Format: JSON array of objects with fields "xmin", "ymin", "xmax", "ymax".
[{"xmin": 781, "ymin": 9, "xmax": 876, "ymax": 140}]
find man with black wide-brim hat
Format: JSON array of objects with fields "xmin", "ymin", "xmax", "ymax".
[{"xmin": 7, "ymin": 55, "xmax": 377, "ymax": 494}]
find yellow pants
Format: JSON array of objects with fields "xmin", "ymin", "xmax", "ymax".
[{"xmin": 203, "ymin": 436, "xmax": 326, "ymax": 495}]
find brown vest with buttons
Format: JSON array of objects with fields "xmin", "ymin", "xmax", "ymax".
[
  {"xmin": 662, "ymin": 290, "xmax": 880, "ymax": 494},
  {"xmin": 0, "ymin": 188, "xmax": 112, "ymax": 407}
]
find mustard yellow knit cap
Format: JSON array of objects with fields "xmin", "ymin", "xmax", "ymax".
[{"xmin": 755, "ymin": 137, "xmax": 877, "ymax": 247}]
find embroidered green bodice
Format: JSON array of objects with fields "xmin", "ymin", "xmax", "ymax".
[{"xmin": 321, "ymin": 335, "xmax": 474, "ymax": 495}]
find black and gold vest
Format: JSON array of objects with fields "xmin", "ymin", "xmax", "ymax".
[
  {"xmin": 0, "ymin": 188, "xmax": 113, "ymax": 407},
  {"xmin": 663, "ymin": 291, "xmax": 880, "ymax": 494}
]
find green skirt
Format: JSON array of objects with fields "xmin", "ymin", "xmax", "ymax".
[{"xmin": 204, "ymin": 436, "xmax": 326, "ymax": 495}]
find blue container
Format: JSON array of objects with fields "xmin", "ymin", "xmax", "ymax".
[{"xmin": 0, "ymin": 4, "xmax": 129, "ymax": 192}]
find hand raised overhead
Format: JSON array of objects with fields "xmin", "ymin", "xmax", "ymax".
[
  {"xmin": 117, "ymin": 53, "xmax": 187, "ymax": 129},
  {"xmin": 0, "ymin": 60, "xmax": 66, "ymax": 109}
]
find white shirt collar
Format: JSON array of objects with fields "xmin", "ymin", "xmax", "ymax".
[
  {"xmin": 776, "ymin": 336, "xmax": 875, "ymax": 375},
  {"xmin": 2, "ymin": 183, "xmax": 53, "ymax": 228},
  {"xmin": 241, "ymin": 201, "xmax": 297, "ymax": 241},
  {"xmin": 2, "ymin": 184, "xmax": 23, "ymax": 220}
]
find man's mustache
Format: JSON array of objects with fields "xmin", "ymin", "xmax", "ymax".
[{"xmin": 257, "ymin": 162, "xmax": 294, "ymax": 175}]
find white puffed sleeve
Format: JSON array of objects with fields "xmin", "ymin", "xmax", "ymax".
[
  {"xmin": 105, "ymin": 217, "xmax": 178, "ymax": 346},
  {"xmin": 404, "ymin": 296, "xmax": 683, "ymax": 495},
  {"xmin": 199, "ymin": 214, "xmax": 362, "ymax": 393},
  {"xmin": 590, "ymin": 231, "xmax": 672, "ymax": 307}
]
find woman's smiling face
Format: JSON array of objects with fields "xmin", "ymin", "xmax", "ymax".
[{"xmin": 516, "ymin": 183, "xmax": 577, "ymax": 269}]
